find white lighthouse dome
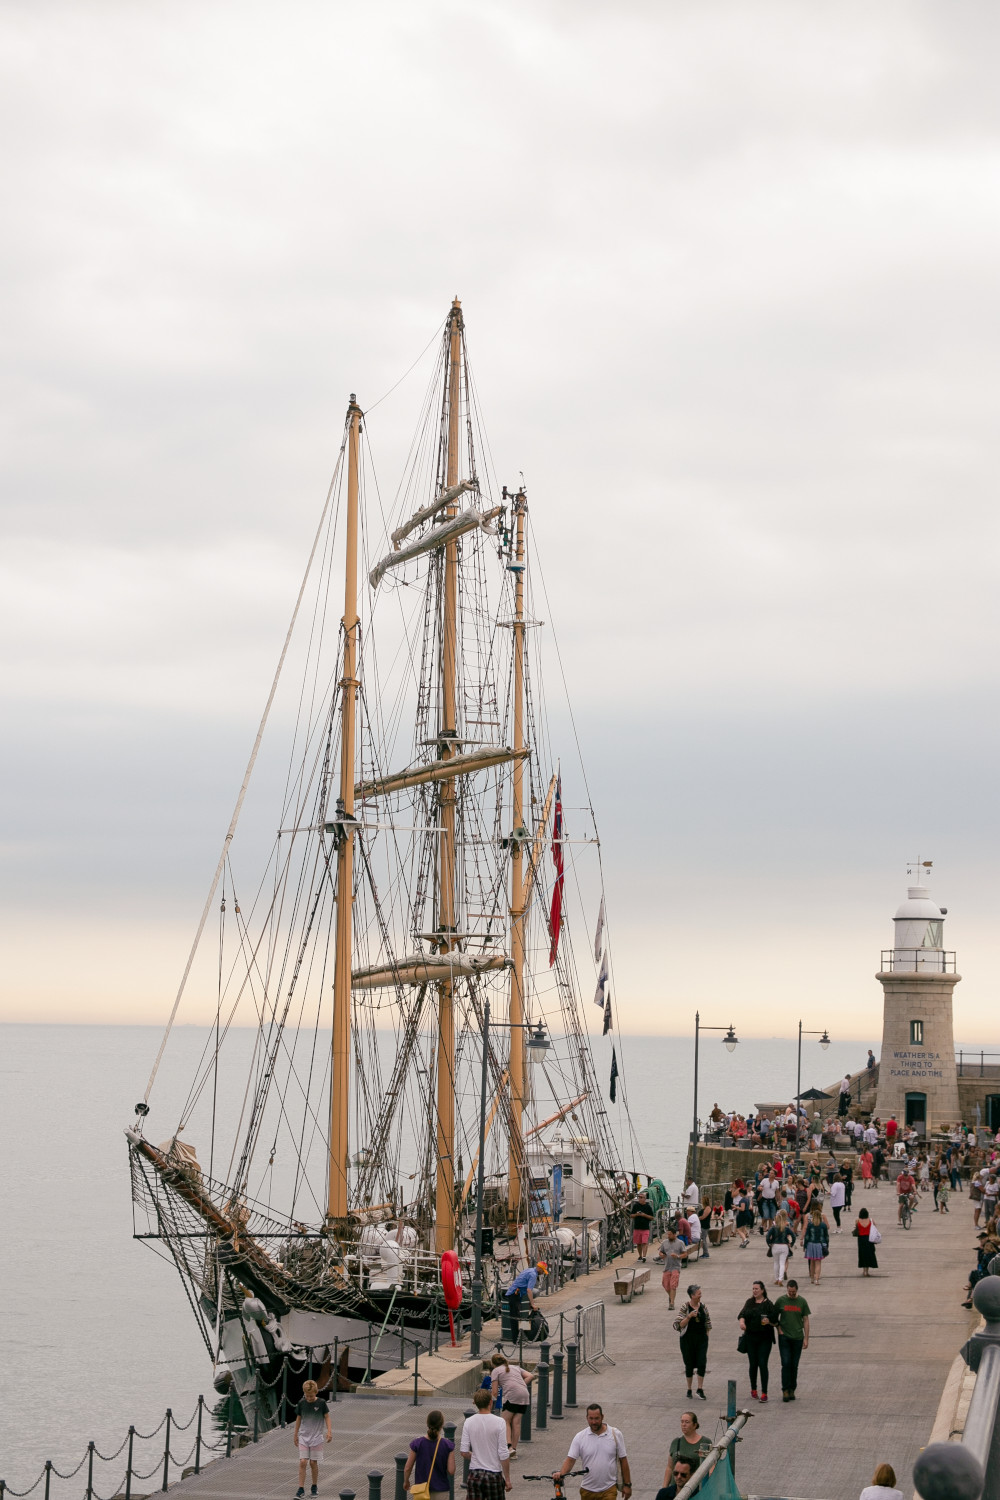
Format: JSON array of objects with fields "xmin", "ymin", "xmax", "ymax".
[
  {"xmin": 894, "ymin": 887, "xmax": 943, "ymax": 922},
  {"xmin": 892, "ymin": 880, "xmax": 947, "ymax": 972}
]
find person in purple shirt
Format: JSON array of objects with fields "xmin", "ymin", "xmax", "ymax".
[{"xmin": 404, "ymin": 1411, "xmax": 456, "ymax": 1496}]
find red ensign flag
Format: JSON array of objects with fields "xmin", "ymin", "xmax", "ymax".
[{"xmin": 548, "ymin": 774, "xmax": 564, "ymax": 965}]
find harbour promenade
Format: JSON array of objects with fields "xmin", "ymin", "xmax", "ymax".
[{"xmin": 166, "ymin": 1195, "xmax": 977, "ymax": 1500}]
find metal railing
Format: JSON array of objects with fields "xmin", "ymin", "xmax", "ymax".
[
  {"xmin": 912, "ymin": 1275, "xmax": 1000, "ymax": 1500},
  {"xmin": 957, "ymin": 1051, "xmax": 1000, "ymax": 1077},
  {"xmin": 880, "ymin": 949, "xmax": 957, "ymax": 972},
  {"xmin": 575, "ymin": 1299, "xmax": 614, "ymax": 1371}
]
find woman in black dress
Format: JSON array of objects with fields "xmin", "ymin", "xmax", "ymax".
[
  {"xmin": 673, "ymin": 1284, "xmax": 711, "ymax": 1400},
  {"xmin": 854, "ymin": 1206, "xmax": 878, "ymax": 1276},
  {"xmin": 737, "ymin": 1280, "xmax": 777, "ymax": 1402}
]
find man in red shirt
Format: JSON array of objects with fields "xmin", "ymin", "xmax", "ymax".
[
  {"xmin": 886, "ymin": 1116, "xmax": 898, "ymax": 1145},
  {"xmin": 896, "ymin": 1168, "xmax": 916, "ymax": 1223}
]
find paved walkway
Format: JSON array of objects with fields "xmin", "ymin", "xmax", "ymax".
[{"xmin": 167, "ymin": 1188, "xmax": 979, "ymax": 1500}]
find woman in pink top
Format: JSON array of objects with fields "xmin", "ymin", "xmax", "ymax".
[
  {"xmin": 860, "ymin": 1150, "xmax": 873, "ymax": 1186},
  {"xmin": 490, "ymin": 1353, "xmax": 533, "ymax": 1457}
]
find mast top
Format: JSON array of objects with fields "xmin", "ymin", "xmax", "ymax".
[{"xmin": 449, "ymin": 297, "xmax": 464, "ymax": 329}]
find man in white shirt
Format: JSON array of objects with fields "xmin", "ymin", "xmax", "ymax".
[
  {"xmin": 553, "ymin": 1403, "xmax": 631, "ymax": 1500},
  {"xmin": 460, "ymin": 1389, "xmax": 511, "ymax": 1500},
  {"xmin": 682, "ymin": 1179, "xmax": 700, "ymax": 1211},
  {"xmin": 863, "ymin": 1125, "xmax": 878, "ymax": 1148}
]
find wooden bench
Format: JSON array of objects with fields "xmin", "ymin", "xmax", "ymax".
[{"xmin": 613, "ymin": 1266, "xmax": 651, "ymax": 1303}]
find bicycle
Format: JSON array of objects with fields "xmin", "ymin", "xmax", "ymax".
[
  {"xmin": 523, "ymin": 1470, "xmax": 590, "ymax": 1500},
  {"xmin": 899, "ymin": 1195, "xmax": 914, "ymax": 1230}
]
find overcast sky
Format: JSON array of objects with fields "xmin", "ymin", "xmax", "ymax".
[{"xmin": 3, "ymin": 1, "xmax": 1000, "ymax": 1043}]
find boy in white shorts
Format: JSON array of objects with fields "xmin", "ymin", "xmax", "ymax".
[{"xmin": 293, "ymin": 1379, "xmax": 331, "ymax": 1497}]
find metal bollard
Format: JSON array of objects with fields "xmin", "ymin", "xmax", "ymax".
[
  {"xmin": 368, "ymin": 1471, "xmax": 384, "ymax": 1500},
  {"xmin": 413, "ymin": 1344, "xmax": 420, "ymax": 1407},
  {"xmin": 126, "ymin": 1425, "xmax": 136, "ymax": 1495},
  {"xmin": 86, "ymin": 1441, "xmax": 95, "ymax": 1500},
  {"xmin": 400, "ymin": 1315, "xmax": 407, "ymax": 1368},
  {"xmin": 341, "ymin": 1490, "xmax": 357, "ymax": 1500},
  {"xmin": 462, "ymin": 1412, "xmax": 475, "ymax": 1484},
  {"xmin": 566, "ymin": 1344, "xmax": 578, "ymax": 1408},
  {"xmin": 195, "ymin": 1396, "xmax": 204, "ymax": 1472},
  {"xmin": 332, "ymin": 1338, "xmax": 339, "ymax": 1401},
  {"xmin": 521, "ymin": 1388, "xmax": 532, "ymax": 1443},
  {"xmin": 253, "ymin": 1374, "xmax": 260, "ymax": 1443},
  {"xmin": 44, "ymin": 1462, "xmax": 51, "ymax": 1500},
  {"xmin": 163, "ymin": 1407, "xmax": 173, "ymax": 1488},
  {"xmin": 540, "ymin": 1341, "xmax": 551, "ymax": 1371},
  {"xmin": 444, "ymin": 1424, "xmax": 457, "ymax": 1500},
  {"xmin": 536, "ymin": 1363, "xmax": 549, "ymax": 1430},
  {"xmin": 394, "ymin": 1454, "xmax": 408, "ymax": 1500},
  {"xmin": 551, "ymin": 1352, "xmax": 564, "ymax": 1419}
]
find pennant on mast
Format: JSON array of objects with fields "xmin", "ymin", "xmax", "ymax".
[{"xmin": 548, "ymin": 773, "xmax": 564, "ymax": 966}]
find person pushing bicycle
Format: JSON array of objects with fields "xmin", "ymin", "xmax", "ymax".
[
  {"xmin": 552, "ymin": 1403, "xmax": 631, "ymax": 1500},
  {"xmin": 896, "ymin": 1169, "xmax": 917, "ymax": 1224}
]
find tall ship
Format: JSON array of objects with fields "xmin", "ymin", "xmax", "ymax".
[{"xmin": 127, "ymin": 300, "xmax": 647, "ymax": 1423}]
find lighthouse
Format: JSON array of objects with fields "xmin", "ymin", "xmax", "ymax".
[{"xmin": 871, "ymin": 869, "xmax": 961, "ymax": 1135}]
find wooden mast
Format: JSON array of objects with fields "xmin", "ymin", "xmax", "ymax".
[
  {"xmin": 327, "ymin": 395, "xmax": 362, "ymax": 1224},
  {"xmin": 435, "ymin": 299, "xmax": 463, "ymax": 1252},
  {"xmin": 508, "ymin": 489, "xmax": 528, "ymax": 1219}
]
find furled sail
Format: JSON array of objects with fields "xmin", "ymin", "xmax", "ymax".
[
  {"xmin": 351, "ymin": 951, "xmax": 509, "ymax": 989},
  {"xmin": 355, "ymin": 745, "xmax": 529, "ymax": 800},
  {"xmin": 369, "ymin": 505, "xmax": 502, "ymax": 589},
  {"xmin": 390, "ymin": 479, "xmax": 479, "ymax": 548}
]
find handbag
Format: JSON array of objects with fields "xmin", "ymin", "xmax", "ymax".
[
  {"xmin": 737, "ymin": 1331, "xmax": 751, "ymax": 1354},
  {"xmin": 869, "ymin": 1225, "xmax": 882, "ymax": 1245},
  {"xmin": 410, "ymin": 1435, "xmax": 443, "ymax": 1500}
]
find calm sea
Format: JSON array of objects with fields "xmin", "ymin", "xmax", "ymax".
[{"xmin": 0, "ymin": 1024, "xmax": 867, "ymax": 1489}]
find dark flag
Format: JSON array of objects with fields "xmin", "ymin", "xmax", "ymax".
[
  {"xmin": 548, "ymin": 773, "xmax": 564, "ymax": 966},
  {"xmin": 603, "ymin": 989, "xmax": 612, "ymax": 1036},
  {"xmin": 609, "ymin": 1046, "xmax": 618, "ymax": 1103}
]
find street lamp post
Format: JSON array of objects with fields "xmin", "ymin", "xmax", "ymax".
[
  {"xmin": 469, "ymin": 1006, "xmax": 551, "ymax": 1357},
  {"xmin": 795, "ymin": 1021, "xmax": 831, "ymax": 1159},
  {"xmin": 690, "ymin": 1012, "xmax": 739, "ymax": 1183}
]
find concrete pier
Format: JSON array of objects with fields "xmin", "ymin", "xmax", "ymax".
[{"xmin": 166, "ymin": 1194, "xmax": 977, "ymax": 1500}]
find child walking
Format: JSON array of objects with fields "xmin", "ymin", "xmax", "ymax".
[{"xmin": 293, "ymin": 1379, "xmax": 332, "ymax": 1497}]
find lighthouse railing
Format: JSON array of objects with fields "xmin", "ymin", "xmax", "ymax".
[{"xmin": 879, "ymin": 949, "xmax": 956, "ymax": 973}]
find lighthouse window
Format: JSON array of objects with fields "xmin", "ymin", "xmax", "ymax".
[
  {"xmin": 921, "ymin": 921, "xmax": 943, "ymax": 949},
  {"xmin": 910, "ymin": 1020, "xmax": 924, "ymax": 1045}
]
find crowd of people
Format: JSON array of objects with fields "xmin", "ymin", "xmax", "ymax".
[
  {"xmin": 289, "ymin": 1110, "xmax": 1000, "ymax": 1500},
  {"xmin": 621, "ymin": 1119, "xmax": 1000, "ymax": 1416}
]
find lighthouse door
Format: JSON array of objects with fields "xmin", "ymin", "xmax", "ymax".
[
  {"xmin": 905, "ymin": 1092, "xmax": 927, "ymax": 1133},
  {"xmin": 986, "ymin": 1095, "xmax": 1000, "ymax": 1131}
]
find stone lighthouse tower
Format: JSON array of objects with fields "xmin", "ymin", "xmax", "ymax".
[{"xmin": 872, "ymin": 870, "xmax": 961, "ymax": 1135}]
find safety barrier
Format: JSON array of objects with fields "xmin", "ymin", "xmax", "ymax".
[
  {"xmin": 911, "ymin": 1275, "xmax": 1000, "ymax": 1500},
  {"xmin": 575, "ymin": 1299, "xmax": 614, "ymax": 1371}
]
